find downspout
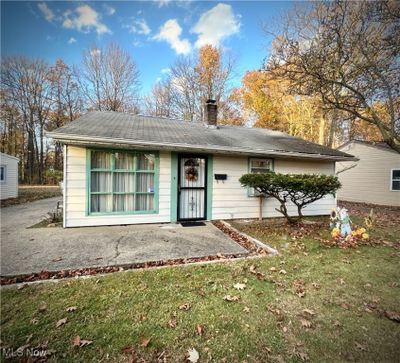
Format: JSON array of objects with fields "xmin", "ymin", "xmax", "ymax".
[{"xmin": 63, "ymin": 144, "xmax": 67, "ymax": 228}]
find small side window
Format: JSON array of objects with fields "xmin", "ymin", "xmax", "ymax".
[
  {"xmin": 391, "ymin": 169, "xmax": 400, "ymax": 191},
  {"xmin": 248, "ymin": 158, "xmax": 273, "ymax": 197},
  {"xmin": 0, "ymin": 165, "xmax": 6, "ymax": 183}
]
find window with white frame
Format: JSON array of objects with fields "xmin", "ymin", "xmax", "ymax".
[
  {"xmin": 88, "ymin": 150, "xmax": 158, "ymax": 214},
  {"xmin": 0, "ymin": 165, "xmax": 6, "ymax": 183},
  {"xmin": 391, "ymin": 169, "xmax": 400, "ymax": 191},
  {"xmin": 248, "ymin": 158, "xmax": 273, "ymax": 196}
]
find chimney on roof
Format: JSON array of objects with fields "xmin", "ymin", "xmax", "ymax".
[{"xmin": 205, "ymin": 99, "xmax": 217, "ymax": 126}]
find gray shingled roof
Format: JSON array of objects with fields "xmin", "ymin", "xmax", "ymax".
[{"xmin": 47, "ymin": 111, "xmax": 356, "ymax": 161}]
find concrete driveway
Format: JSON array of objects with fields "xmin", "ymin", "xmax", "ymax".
[{"xmin": 0, "ymin": 198, "xmax": 247, "ymax": 277}]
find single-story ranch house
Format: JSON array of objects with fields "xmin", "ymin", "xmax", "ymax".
[{"xmin": 48, "ymin": 101, "xmax": 356, "ymax": 228}]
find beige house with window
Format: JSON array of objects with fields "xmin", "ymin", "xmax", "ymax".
[
  {"xmin": 48, "ymin": 102, "xmax": 356, "ymax": 228},
  {"xmin": 337, "ymin": 140, "xmax": 400, "ymax": 206},
  {"xmin": 0, "ymin": 152, "xmax": 19, "ymax": 200}
]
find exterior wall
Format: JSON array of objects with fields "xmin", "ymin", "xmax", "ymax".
[
  {"xmin": 64, "ymin": 146, "xmax": 171, "ymax": 227},
  {"xmin": 337, "ymin": 142, "xmax": 400, "ymax": 206},
  {"xmin": 0, "ymin": 153, "xmax": 19, "ymax": 200},
  {"xmin": 211, "ymin": 155, "xmax": 336, "ymax": 220}
]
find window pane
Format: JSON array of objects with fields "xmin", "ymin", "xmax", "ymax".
[
  {"xmin": 392, "ymin": 181, "xmax": 400, "ymax": 191},
  {"xmin": 251, "ymin": 159, "xmax": 271, "ymax": 169},
  {"xmin": 136, "ymin": 194, "xmax": 154, "ymax": 211},
  {"xmin": 91, "ymin": 151, "xmax": 112, "ymax": 169},
  {"xmin": 91, "ymin": 194, "xmax": 112, "ymax": 213},
  {"xmin": 392, "ymin": 169, "xmax": 400, "ymax": 180},
  {"xmin": 114, "ymin": 173, "xmax": 135, "ymax": 192},
  {"xmin": 0, "ymin": 167, "xmax": 4, "ymax": 181},
  {"xmin": 136, "ymin": 173, "xmax": 154, "ymax": 193},
  {"xmin": 138, "ymin": 154, "xmax": 155, "ymax": 170},
  {"xmin": 115, "ymin": 152, "xmax": 134, "ymax": 170},
  {"xmin": 251, "ymin": 167, "xmax": 270, "ymax": 174},
  {"xmin": 113, "ymin": 195, "xmax": 135, "ymax": 212},
  {"xmin": 91, "ymin": 172, "xmax": 112, "ymax": 192}
]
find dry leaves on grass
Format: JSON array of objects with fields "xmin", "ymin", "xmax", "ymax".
[
  {"xmin": 187, "ymin": 347, "xmax": 199, "ymax": 363},
  {"xmin": 56, "ymin": 317, "xmax": 67, "ymax": 328},
  {"xmin": 383, "ymin": 310, "xmax": 400, "ymax": 322},
  {"xmin": 179, "ymin": 303, "xmax": 191, "ymax": 311},
  {"xmin": 301, "ymin": 319, "xmax": 312, "ymax": 328},
  {"xmin": 195, "ymin": 324, "xmax": 203, "ymax": 336},
  {"xmin": 140, "ymin": 336, "xmax": 151, "ymax": 347},
  {"xmin": 168, "ymin": 319, "xmax": 177, "ymax": 329},
  {"xmin": 223, "ymin": 295, "xmax": 240, "ymax": 302},
  {"xmin": 66, "ymin": 306, "xmax": 77, "ymax": 312},
  {"xmin": 72, "ymin": 336, "xmax": 93, "ymax": 347},
  {"xmin": 233, "ymin": 282, "xmax": 246, "ymax": 290}
]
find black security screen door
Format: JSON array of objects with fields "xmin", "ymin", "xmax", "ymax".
[{"xmin": 178, "ymin": 155, "xmax": 207, "ymax": 221}]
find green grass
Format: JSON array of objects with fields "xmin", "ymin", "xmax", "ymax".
[
  {"xmin": 1, "ymin": 216, "xmax": 399, "ymax": 362},
  {"xmin": 0, "ymin": 186, "xmax": 62, "ymax": 208}
]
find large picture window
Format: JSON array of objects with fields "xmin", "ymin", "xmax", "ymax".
[{"xmin": 88, "ymin": 150, "xmax": 158, "ymax": 214}]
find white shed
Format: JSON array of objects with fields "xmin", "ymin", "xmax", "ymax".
[{"xmin": 0, "ymin": 152, "xmax": 19, "ymax": 200}]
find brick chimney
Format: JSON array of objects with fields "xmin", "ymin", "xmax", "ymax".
[{"xmin": 204, "ymin": 99, "xmax": 217, "ymax": 126}]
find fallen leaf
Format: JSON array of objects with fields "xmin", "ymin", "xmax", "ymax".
[
  {"xmin": 233, "ymin": 283, "xmax": 246, "ymax": 290},
  {"xmin": 168, "ymin": 319, "xmax": 177, "ymax": 328},
  {"xmin": 333, "ymin": 320, "xmax": 342, "ymax": 327},
  {"xmin": 279, "ymin": 269, "xmax": 287, "ymax": 275},
  {"xmin": 30, "ymin": 318, "xmax": 39, "ymax": 325},
  {"xmin": 17, "ymin": 284, "xmax": 28, "ymax": 290},
  {"xmin": 243, "ymin": 307, "xmax": 250, "ymax": 313},
  {"xmin": 39, "ymin": 303, "xmax": 47, "ymax": 312},
  {"xmin": 297, "ymin": 351, "xmax": 309, "ymax": 361},
  {"xmin": 355, "ymin": 342, "xmax": 367, "ymax": 351},
  {"xmin": 66, "ymin": 306, "xmax": 77, "ymax": 312},
  {"xmin": 72, "ymin": 336, "xmax": 93, "ymax": 347},
  {"xmin": 140, "ymin": 336, "xmax": 151, "ymax": 347},
  {"xmin": 195, "ymin": 324, "xmax": 202, "ymax": 336},
  {"xmin": 223, "ymin": 295, "xmax": 239, "ymax": 302},
  {"xmin": 52, "ymin": 257, "xmax": 63, "ymax": 262},
  {"xmin": 56, "ymin": 317, "xmax": 67, "ymax": 328},
  {"xmin": 282, "ymin": 326, "xmax": 288, "ymax": 332},
  {"xmin": 297, "ymin": 291, "xmax": 306, "ymax": 298},
  {"xmin": 269, "ymin": 267, "xmax": 277, "ymax": 272},
  {"xmin": 301, "ymin": 319, "xmax": 312, "ymax": 328},
  {"xmin": 384, "ymin": 310, "xmax": 400, "ymax": 322},
  {"xmin": 187, "ymin": 347, "xmax": 199, "ymax": 363},
  {"xmin": 179, "ymin": 303, "xmax": 191, "ymax": 311},
  {"xmin": 302, "ymin": 309, "xmax": 316, "ymax": 316}
]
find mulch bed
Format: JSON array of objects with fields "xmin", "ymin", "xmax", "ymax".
[{"xmin": 212, "ymin": 220, "xmax": 270, "ymax": 255}]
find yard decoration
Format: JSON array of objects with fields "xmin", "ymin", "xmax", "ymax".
[{"xmin": 239, "ymin": 172, "xmax": 341, "ymax": 223}]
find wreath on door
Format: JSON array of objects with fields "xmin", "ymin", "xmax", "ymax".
[{"xmin": 185, "ymin": 166, "xmax": 198, "ymax": 182}]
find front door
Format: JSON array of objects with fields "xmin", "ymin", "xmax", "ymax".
[{"xmin": 178, "ymin": 155, "xmax": 207, "ymax": 221}]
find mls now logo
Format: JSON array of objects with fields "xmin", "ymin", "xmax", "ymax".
[{"xmin": 1, "ymin": 347, "xmax": 49, "ymax": 358}]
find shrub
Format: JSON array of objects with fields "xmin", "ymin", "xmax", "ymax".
[{"xmin": 239, "ymin": 172, "xmax": 341, "ymax": 223}]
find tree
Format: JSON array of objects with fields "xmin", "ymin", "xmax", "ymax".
[
  {"xmin": 265, "ymin": 0, "xmax": 400, "ymax": 152},
  {"xmin": 79, "ymin": 43, "xmax": 140, "ymax": 112},
  {"xmin": 239, "ymin": 172, "xmax": 341, "ymax": 223}
]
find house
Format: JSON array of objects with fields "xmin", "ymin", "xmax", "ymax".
[
  {"xmin": 0, "ymin": 152, "xmax": 19, "ymax": 200},
  {"xmin": 337, "ymin": 140, "xmax": 400, "ymax": 206},
  {"xmin": 47, "ymin": 101, "xmax": 356, "ymax": 228}
]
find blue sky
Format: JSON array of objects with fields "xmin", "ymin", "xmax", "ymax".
[{"xmin": 1, "ymin": 1, "xmax": 295, "ymax": 95}]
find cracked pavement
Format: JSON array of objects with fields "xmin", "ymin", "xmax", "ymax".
[{"xmin": 1, "ymin": 198, "xmax": 247, "ymax": 276}]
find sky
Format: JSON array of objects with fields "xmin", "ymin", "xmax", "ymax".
[{"xmin": 1, "ymin": 1, "xmax": 295, "ymax": 95}]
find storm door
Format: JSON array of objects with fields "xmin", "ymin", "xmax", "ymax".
[{"xmin": 178, "ymin": 156, "xmax": 207, "ymax": 220}]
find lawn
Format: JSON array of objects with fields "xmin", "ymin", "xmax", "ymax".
[
  {"xmin": 1, "ymin": 205, "xmax": 399, "ymax": 362},
  {"xmin": 0, "ymin": 186, "xmax": 62, "ymax": 208}
]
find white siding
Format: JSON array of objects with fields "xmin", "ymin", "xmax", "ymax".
[
  {"xmin": 337, "ymin": 142, "xmax": 400, "ymax": 206},
  {"xmin": 211, "ymin": 156, "xmax": 336, "ymax": 220},
  {"xmin": 64, "ymin": 146, "xmax": 171, "ymax": 227},
  {"xmin": 0, "ymin": 153, "xmax": 19, "ymax": 200}
]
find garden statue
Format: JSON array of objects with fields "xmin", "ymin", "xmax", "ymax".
[
  {"xmin": 338, "ymin": 207, "xmax": 352, "ymax": 237},
  {"xmin": 330, "ymin": 207, "xmax": 369, "ymax": 243}
]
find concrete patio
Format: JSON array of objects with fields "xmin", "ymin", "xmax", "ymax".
[{"xmin": 0, "ymin": 198, "xmax": 247, "ymax": 277}]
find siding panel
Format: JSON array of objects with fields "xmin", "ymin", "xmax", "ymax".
[{"xmin": 0, "ymin": 153, "xmax": 19, "ymax": 200}]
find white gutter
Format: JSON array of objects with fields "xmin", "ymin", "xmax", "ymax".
[{"xmin": 47, "ymin": 132, "xmax": 359, "ymax": 162}]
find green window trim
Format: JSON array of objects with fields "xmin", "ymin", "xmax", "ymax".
[
  {"xmin": 247, "ymin": 157, "xmax": 274, "ymax": 197},
  {"xmin": 86, "ymin": 149, "xmax": 159, "ymax": 216}
]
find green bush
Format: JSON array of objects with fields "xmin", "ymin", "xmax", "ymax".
[
  {"xmin": 239, "ymin": 171, "xmax": 341, "ymax": 223},
  {"xmin": 43, "ymin": 168, "xmax": 63, "ymax": 185}
]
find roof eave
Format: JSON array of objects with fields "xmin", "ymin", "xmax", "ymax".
[{"xmin": 47, "ymin": 132, "xmax": 358, "ymax": 162}]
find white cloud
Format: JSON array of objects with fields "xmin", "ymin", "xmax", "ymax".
[
  {"xmin": 62, "ymin": 4, "xmax": 110, "ymax": 35},
  {"xmin": 68, "ymin": 37, "xmax": 77, "ymax": 44},
  {"xmin": 103, "ymin": 4, "xmax": 116, "ymax": 16},
  {"xmin": 125, "ymin": 19, "xmax": 151, "ymax": 35},
  {"xmin": 153, "ymin": 19, "xmax": 191, "ymax": 55},
  {"xmin": 192, "ymin": 3, "xmax": 240, "ymax": 47},
  {"xmin": 157, "ymin": 0, "xmax": 171, "ymax": 8},
  {"xmin": 161, "ymin": 68, "xmax": 170, "ymax": 74},
  {"xmin": 38, "ymin": 2, "xmax": 55, "ymax": 22}
]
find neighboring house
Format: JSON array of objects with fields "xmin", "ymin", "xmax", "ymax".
[
  {"xmin": 0, "ymin": 152, "xmax": 19, "ymax": 200},
  {"xmin": 48, "ymin": 101, "xmax": 356, "ymax": 228},
  {"xmin": 337, "ymin": 140, "xmax": 400, "ymax": 206}
]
